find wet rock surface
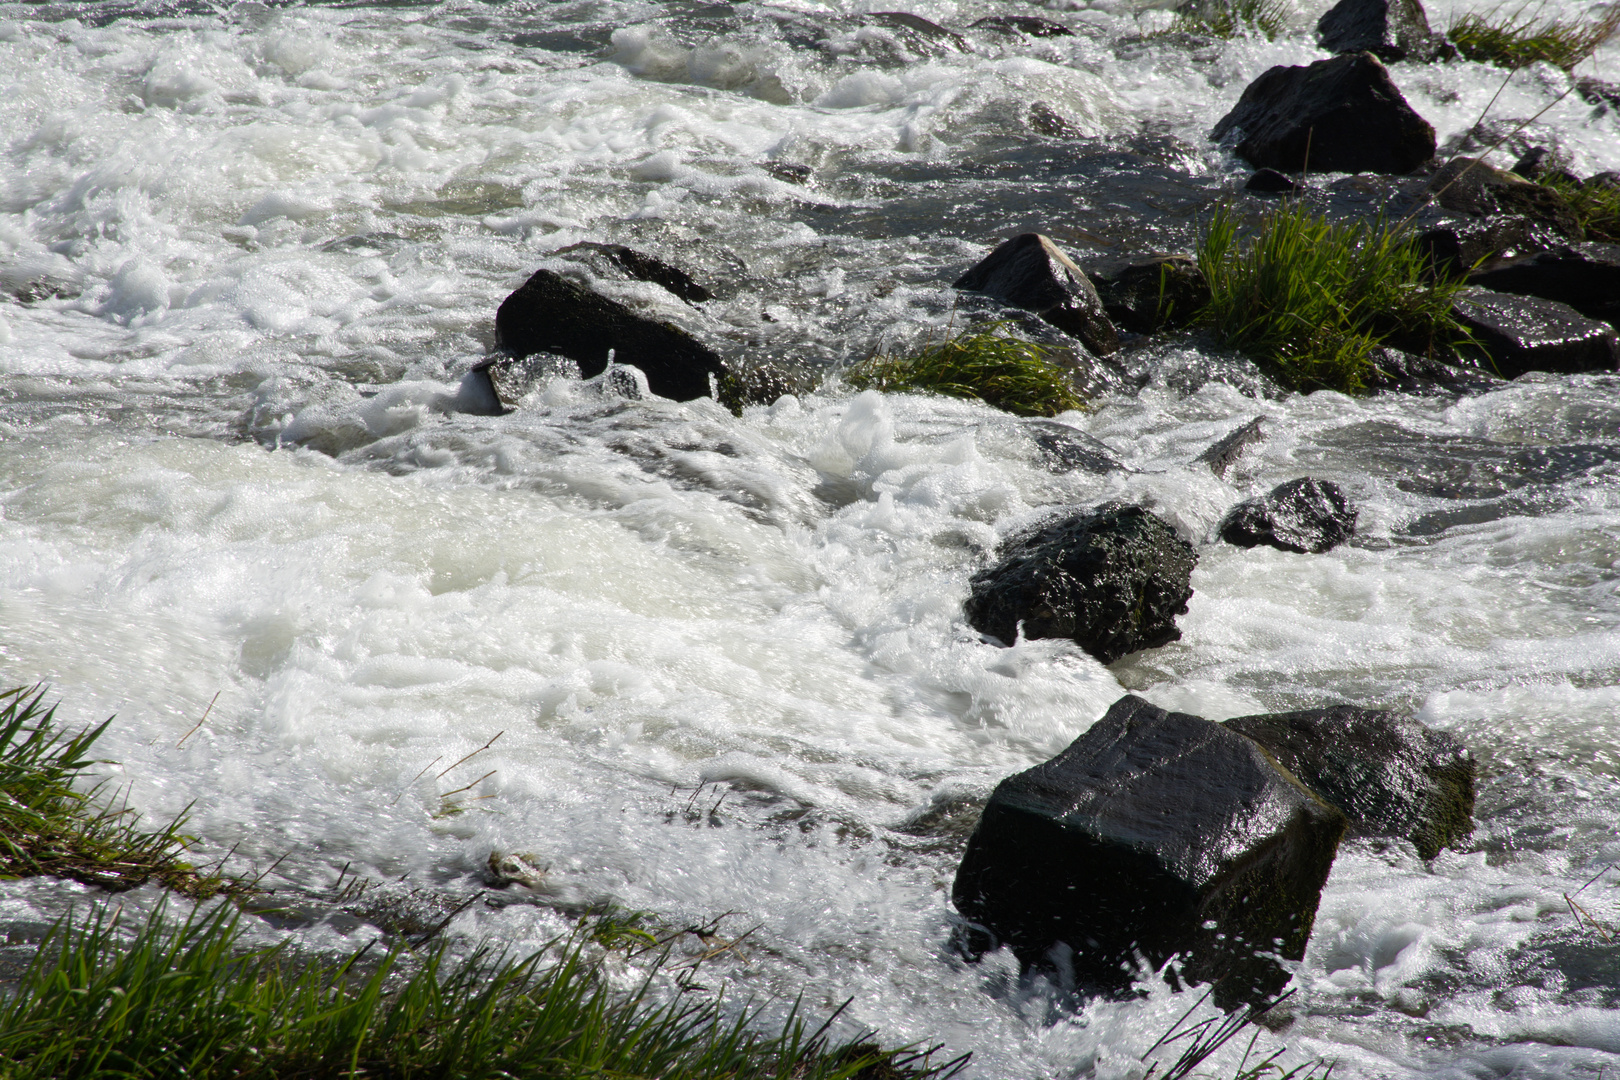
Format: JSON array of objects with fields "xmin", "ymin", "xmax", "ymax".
[
  {"xmin": 970, "ymin": 14, "xmax": 1073, "ymax": 36},
  {"xmin": 1426, "ymin": 158, "xmax": 1582, "ymax": 240},
  {"xmin": 495, "ymin": 268, "xmax": 728, "ymax": 402},
  {"xmin": 1470, "ymin": 244, "xmax": 1620, "ymax": 331},
  {"xmin": 1316, "ymin": 0, "xmax": 1445, "ymax": 61},
  {"xmin": 1362, "ymin": 347, "xmax": 1502, "ymax": 395},
  {"xmin": 954, "ymin": 233, "xmax": 1121, "ymax": 358},
  {"xmin": 1224, "ymin": 706, "xmax": 1475, "ymax": 860},
  {"xmin": 1211, "ymin": 52, "xmax": 1436, "ymax": 175},
  {"xmin": 553, "ymin": 241, "xmax": 714, "ymax": 304},
  {"xmin": 965, "ymin": 504, "xmax": 1196, "ymax": 663},
  {"xmin": 1219, "ymin": 477, "xmax": 1358, "ymax": 554},
  {"xmin": 1245, "ymin": 167, "xmax": 1301, "ymax": 193},
  {"xmin": 1085, "ymin": 254, "xmax": 1210, "ymax": 335},
  {"xmin": 1416, "ymin": 215, "xmax": 1546, "ymax": 278},
  {"xmin": 953, "ymin": 695, "xmax": 1347, "ymax": 1007},
  {"xmin": 1452, "ymin": 288, "xmax": 1620, "ymax": 379},
  {"xmin": 1026, "ymin": 420, "xmax": 1125, "ymax": 474},
  {"xmin": 1196, "ymin": 416, "xmax": 1265, "ymax": 479}
]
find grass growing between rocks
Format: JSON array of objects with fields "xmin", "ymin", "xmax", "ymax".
[
  {"xmin": 0, "ymin": 685, "xmax": 232, "ymax": 900},
  {"xmin": 1169, "ymin": 0, "xmax": 1289, "ymax": 40},
  {"xmin": 1196, "ymin": 203, "xmax": 1471, "ymax": 393},
  {"xmin": 0, "ymin": 901, "xmax": 963, "ymax": 1080},
  {"xmin": 1543, "ymin": 174, "xmax": 1620, "ymax": 241},
  {"xmin": 1447, "ymin": 4, "xmax": 1620, "ymax": 70},
  {"xmin": 844, "ymin": 322, "xmax": 1086, "ymax": 417}
]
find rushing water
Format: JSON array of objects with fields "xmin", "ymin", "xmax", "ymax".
[{"xmin": 3, "ymin": 0, "xmax": 1620, "ymax": 1074}]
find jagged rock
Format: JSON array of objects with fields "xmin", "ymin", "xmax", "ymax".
[
  {"xmin": 1576, "ymin": 76, "xmax": 1620, "ymax": 110},
  {"xmin": 971, "ymin": 14, "xmax": 1073, "ymax": 36},
  {"xmin": 1246, "ymin": 167, "xmax": 1301, "ymax": 193},
  {"xmin": 1427, "ymin": 158, "xmax": 1582, "ymax": 240},
  {"xmin": 1026, "ymin": 420, "xmax": 1124, "ymax": 474},
  {"xmin": 953, "ymin": 695, "xmax": 1346, "ymax": 1006},
  {"xmin": 1509, "ymin": 147, "xmax": 1583, "ymax": 190},
  {"xmin": 964, "ymin": 504, "xmax": 1196, "ymax": 663},
  {"xmin": 1452, "ymin": 288, "xmax": 1620, "ymax": 379},
  {"xmin": 1316, "ymin": 0, "xmax": 1444, "ymax": 61},
  {"xmin": 1086, "ymin": 255, "xmax": 1211, "ymax": 334},
  {"xmin": 554, "ymin": 241, "xmax": 714, "ymax": 303},
  {"xmin": 865, "ymin": 11, "xmax": 968, "ymax": 51},
  {"xmin": 955, "ymin": 234, "xmax": 1120, "ymax": 357},
  {"xmin": 495, "ymin": 268, "xmax": 728, "ymax": 401},
  {"xmin": 1197, "ymin": 417, "xmax": 1265, "ymax": 479},
  {"xmin": 1211, "ymin": 52, "xmax": 1436, "ymax": 175},
  {"xmin": 1416, "ymin": 215, "xmax": 1545, "ymax": 278},
  {"xmin": 1219, "ymin": 477, "xmax": 1357, "ymax": 554},
  {"xmin": 1362, "ymin": 346, "xmax": 1502, "ymax": 394},
  {"xmin": 1224, "ymin": 707, "xmax": 1474, "ymax": 860},
  {"xmin": 1469, "ymin": 244, "xmax": 1620, "ymax": 331}
]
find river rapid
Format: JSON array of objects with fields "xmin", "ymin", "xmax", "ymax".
[{"xmin": 2, "ymin": 0, "xmax": 1619, "ymax": 1075}]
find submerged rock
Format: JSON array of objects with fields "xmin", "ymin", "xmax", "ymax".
[
  {"xmin": 1316, "ymin": 0, "xmax": 1445, "ymax": 61},
  {"xmin": 495, "ymin": 268, "xmax": 728, "ymax": 401},
  {"xmin": 553, "ymin": 241, "xmax": 714, "ymax": 303},
  {"xmin": 1026, "ymin": 420, "xmax": 1125, "ymax": 474},
  {"xmin": 965, "ymin": 504, "xmax": 1196, "ymax": 663},
  {"xmin": 1452, "ymin": 288, "xmax": 1620, "ymax": 379},
  {"xmin": 1219, "ymin": 477, "xmax": 1357, "ymax": 554},
  {"xmin": 1210, "ymin": 52, "xmax": 1436, "ymax": 175},
  {"xmin": 953, "ymin": 695, "xmax": 1346, "ymax": 1007},
  {"xmin": 954, "ymin": 234, "xmax": 1121, "ymax": 358},
  {"xmin": 970, "ymin": 14, "xmax": 1073, "ymax": 36},
  {"xmin": 1224, "ymin": 706, "xmax": 1475, "ymax": 860},
  {"xmin": 1245, "ymin": 167, "xmax": 1301, "ymax": 193},
  {"xmin": 1470, "ymin": 244, "xmax": 1620, "ymax": 331},
  {"xmin": 1196, "ymin": 416, "xmax": 1265, "ymax": 479},
  {"xmin": 1086, "ymin": 254, "xmax": 1211, "ymax": 335}
]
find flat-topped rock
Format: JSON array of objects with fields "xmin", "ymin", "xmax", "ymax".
[{"xmin": 1452, "ymin": 288, "xmax": 1620, "ymax": 379}]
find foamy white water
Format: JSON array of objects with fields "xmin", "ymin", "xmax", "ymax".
[{"xmin": 2, "ymin": 0, "xmax": 1619, "ymax": 1074}]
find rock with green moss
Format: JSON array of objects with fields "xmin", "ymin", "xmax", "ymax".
[
  {"xmin": 1224, "ymin": 706, "xmax": 1475, "ymax": 860},
  {"xmin": 953, "ymin": 695, "xmax": 1346, "ymax": 1008}
]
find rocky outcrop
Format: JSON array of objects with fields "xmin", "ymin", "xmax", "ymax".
[
  {"xmin": 1211, "ymin": 52, "xmax": 1436, "ymax": 175},
  {"xmin": 1427, "ymin": 158, "xmax": 1582, "ymax": 240},
  {"xmin": 964, "ymin": 504, "xmax": 1196, "ymax": 663},
  {"xmin": 495, "ymin": 268, "xmax": 728, "ymax": 401},
  {"xmin": 1219, "ymin": 477, "xmax": 1357, "ymax": 554},
  {"xmin": 953, "ymin": 695, "xmax": 1346, "ymax": 1007},
  {"xmin": 1225, "ymin": 706, "xmax": 1475, "ymax": 860},
  {"xmin": 1086, "ymin": 255, "xmax": 1211, "ymax": 335},
  {"xmin": 1197, "ymin": 417, "xmax": 1265, "ymax": 479},
  {"xmin": 553, "ymin": 242, "xmax": 714, "ymax": 303},
  {"xmin": 954, "ymin": 234, "xmax": 1121, "ymax": 357},
  {"xmin": 1452, "ymin": 288, "xmax": 1620, "ymax": 379},
  {"xmin": 1470, "ymin": 244, "xmax": 1620, "ymax": 331},
  {"xmin": 1316, "ymin": 0, "xmax": 1445, "ymax": 61}
]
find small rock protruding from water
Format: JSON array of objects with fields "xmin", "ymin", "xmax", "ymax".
[
  {"xmin": 1316, "ymin": 0, "xmax": 1445, "ymax": 62},
  {"xmin": 1219, "ymin": 477, "xmax": 1358, "ymax": 554},
  {"xmin": 970, "ymin": 14, "xmax": 1074, "ymax": 37},
  {"xmin": 954, "ymin": 234, "xmax": 1120, "ymax": 357},
  {"xmin": 865, "ymin": 11, "xmax": 969, "ymax": 51},
  {"xmin": 465, "ymin": 352, "xmax": 580, "ymax": 413},
  {"xmin": 1197, "ymin": 416, "xmax": 1265, "ymax": 479},
  {"xmin": 952, "ymin": 694, "xmax": 1347, "ymax": 1008},
  {"xmin": 1427, "ymin": 158, "xmax": 1583, "ymax": 240},
  {"xmin": 965, "ymin": 504, "xmax": 1196, "ymax": 663},
  {"xmin": 1451, "ymin": 288, "xmax": 1620, "ymax": 379},
  {"xmin": 1245, "ymin": 167, "xmax": 1300, "ymax": 193},
  {"xmin": 553, "ymin": 241, "xmax": 714, "ymax": 304},
  {"xmin": 495, "ymin": 268, "xmax": 728, "ymax": 402},
  {"xmin": 1211, "ymin": 52, "xmax": 1436, "ymax": 175},
  {"xmin": 1509, "ymin": 146, "xmax": 1583, "ymax": 190},
  {"xmin": 1224, "ymin": 706, "xmax": 1475, "ymax": 860},
  {"xmin": 1026, "ymin": 420, "xmax": 1125, "ymax": 475},
  {"xmin": 1362, "ymin": 347, "xmax": 1502, "ymax": 394},
  {"xmin": 1086, "ymin": 254, "xmax": 1211, "ymax": 335},
  {"xmin": 1470, "ymin": 244, "xmax": 1620, "ymax": 332}
]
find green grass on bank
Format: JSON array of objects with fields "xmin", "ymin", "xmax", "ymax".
[
  {"xmin": 1196, "ymin": 203, "xmax": 1471, "ymax": 393},
  {"xmin": 1169, "ymin": 0, "xmax": 1288, "ymax": 41},
  {"xmin": 0, "ymin": 902, "xmax": 964, "ymax": 1080},
  {"xmin": 1448, "ymin": 4, "xmax": 1620, "ymax": 70},
  {"xmin": 0, "ymin": 686, "xmax": 232, "ymax": 900},
  {"xmin": 844, "ymin": 322, "xmax": 1087, "ymax": 417}
]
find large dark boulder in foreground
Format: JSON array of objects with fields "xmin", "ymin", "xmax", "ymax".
[
  {"xmin": 1316, "ymin": 0, "xmax": 1444, "ymax": 61},
  {"xmin": 495, "ymin": 268, "xmax": 727, "ymax": 401},
  {"xmin": 1470, "ymin": 244, "xmax": 1620, "ymax": 331},
  {"xmin": 1219, "ymin": 477, "xmax": 1358, "ymax": 554},
  {"xmin": 965, "ymin": 505, "xmax": 1196, "ymax": 663},
  {"xmin": 1086, "ymin": 255, "xmax": 1211, "ymax": 335},
  {"xmin": 1211, "ymin": 52, "xmax": 1435, "ymax": 175},
  {"xmin": 1427, "ymin": 158, "xmax": 1582, "ymax": 240},
  {"xmin": 1225, "ymin": 706, "xmax": 1474, "ymax": 860},
  {"xmin": 954, "ymin": 234, "xmax": 1120, "ymax": 357},
  {"xmin": 1452, "ymin": 288, "xmax": 1620, "ymax": 379},
  {"xmin": 954, "ymin": 695, "xmax": 1346, "ymax": 1007}
]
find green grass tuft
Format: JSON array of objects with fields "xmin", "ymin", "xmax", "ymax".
[
  {"xmin": 0, "ymin": 685, "xmax": 232, "ymax": 899},
  {"xmin": 1170, "ymin": 0, "xmax": 1290, "ymax": 40},
  {"xmin": 1196, "ymin": 203, "xmax": 1471, "ymax": 394},
  {"xmin": 844, "ymin": 322, "xmax": 1086, "ymax": 417},
  {"xmin": 1542, "ymin": 173, "xmax": 1620, "ymax": 241},
  {"xmin": 0, "ymin": 901, "xmax": 966, "ymax": 1080},
  {"xmin": 1448, "ymin": 4, "xmax": 1620, "ymax": 70}
]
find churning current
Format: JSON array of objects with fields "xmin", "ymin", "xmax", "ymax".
[{"xmin": 1, "ymin": 0, "xmax": 1618, "ymax": 1075}]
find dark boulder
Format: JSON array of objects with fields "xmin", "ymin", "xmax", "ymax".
[
  {"xmin": 954, "ymin": 234, "xmax": 1120, "ymax": 357},
  {"xmin": 971, "ymin": 14, "xmax": 1073, "ymax": 36},
  {"xmin": 1196, "ymin": 416, "xmax": 1265, "ymax": 479},
  {"xmin": 1452, "ymin": 288, "xmax": 1620, "ymax": 379},
  {"xmin": 1210, "ymin": 52, "xmax": 1436, "ymax": 175},
  {"xmin": 1026, "ymin": 420, "xmax": 1125, "ymax": 474},
  {"xmin": 1086, "ymin": 254, "xmax": 1211, "ymax": 334},
  {"xmin": 865, "ymin": 11, "xmax": 968, "ymax": 52},
  {"xmin": 953, "ymin": 695, "xmax": 1346, "ymax": 1006},
  {"xmin": 1427, "ymin": 158, "xmax": 1582, "ymax": 240},
  {"xmin": 1224, "ymin": 706, "xmax": 1475, "ymax": 860},
  {"xmin": 495, "ymin": 268, "xmax": 728, "ymax": 401},
  {"xmin": 1362, "ymin": 346, "xmax": 1502, "ymax": 394},
  {"xmin": 1469, "ymin": 243, "xmax": 1620, "ymax": 330},
  {"xmin": 1316, "ymin": 0, "xmax": 1445, "ymax": 61},
  {"xmin": 1416, "ymin": 215, "xmax": 1545, "ymax": 279},
  {"xmin": 1245, "ymin": 167, "xmax": 1301, "ymax": 193},
  {"xmin": 1219, "ymin": 477, "xmax": 1357, "ymax": 554},
  {"xmin": 965, "ymin": 504, "xmax": 1196, "ymax": 663},
  {"xmin": 553, "ymin": 241, "xmax": 714, "ymax": 303}
]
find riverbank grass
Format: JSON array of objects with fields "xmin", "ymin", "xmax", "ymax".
[
  {"xmin": 0, "ymin": 685, "xmax": 230, "ymax": 899},
  {"xmin": 1545, "ymin": 174, "xmax": 1620, "ymax": 241},
  {"xmin": 1196, "ymin": 203, "xmax": 1470, "ymax": 393},
  {"xmin": 0, "ymin": 901, "xmax": 962, "ymax": 1080},
  {"xmin": 1170, "ymin": 0, "xmax": 1289, "ymax": 41},
  {"xmin": 845, "ymin": 323, "xmax": 1086, "ymax": 417},
  {"xmin": 1448, "ymin": 5, "xmax": 1620, "ymax": 70}
]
